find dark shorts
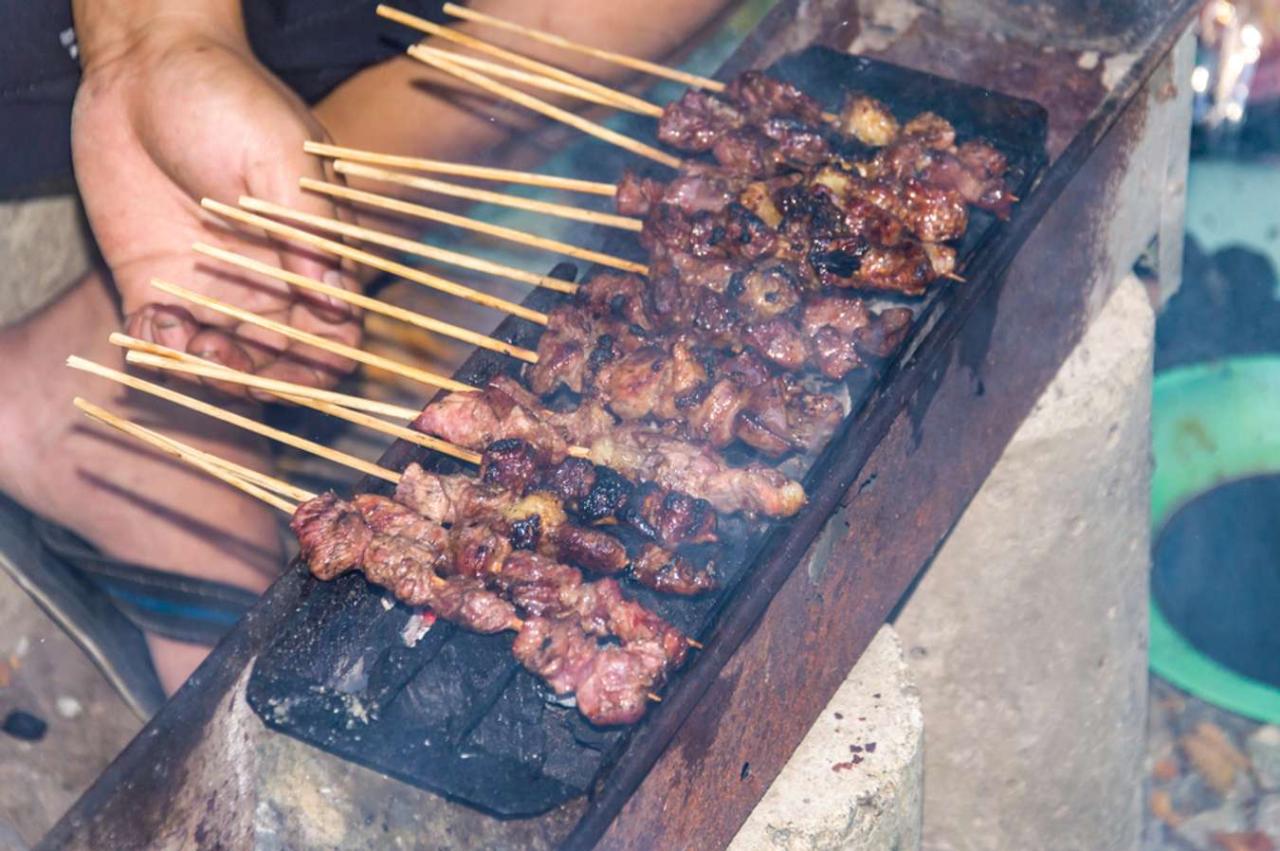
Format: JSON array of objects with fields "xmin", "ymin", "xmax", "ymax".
[{"xmin": 0, "ymin": 0, "xmax": 448, "ymax": 198}]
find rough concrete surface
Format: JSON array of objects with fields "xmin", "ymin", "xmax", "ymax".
[
  {"xmin": 729, "ymin": 626, "xmax": 923, "ymax": 851},
  {"xmin": 0, "ymin": 569, "xmax": 141, "ymax": 847},
  {"xmin": 894, "ymin": 275, "xmax": 1155, "ymax": 851}
]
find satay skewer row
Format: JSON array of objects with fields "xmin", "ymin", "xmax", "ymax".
[
  {"xmin": 148, "ymin": 278, "xmax": 481, "ymax": 395},
  {"xmin": 303, "ymin": 142, "xmax": 618, "ymax": 197},
  {"xmin": 108, "ymin": 332, "xmax": 422, "ymax": 421},
  {"xmin": 201, "ymin": 199, "xmax": 551, "ymax": 324},
  {"xmin": 409, "ymin": 47, "xmax": 683, "ymax": 170},
  {"xmin": 376, "ymin": 5, "xmax": 662, "ymax": 118},
  {"xmin": 235, "ymin": 195, "xmax": 576, "ymax": 297},
  {"xmin": 299, "ymin": 178, "xmax": 649, "ymax": 275},
  {"xmin": 331, "ymin": 159, "xmax": 642, "ymax": 232},
  {"xmin": 75, "ymin": 396, "xmax": 682, "ymax": 707},
  {"xmin": 67, "ymin": 356, "xmax": 402, "ymax": 484},
  {"xmin": 192, "ymin": 242, "xmax": 540, "ymax": 363}
]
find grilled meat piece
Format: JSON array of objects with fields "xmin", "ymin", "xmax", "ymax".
[
  {"xmin": 512, "ymin": 615, "xmax": 598, "ymax": 695},
  {"xmin": 575, "ymin": 643, "xmax": 667, "ymax": 726},
  {"xmin": 658, "ymin": 89, "xmax": 745, "ymax": 151},
  {"xmin": 840, "ymin": 94, "xmax": 899, "ymax": 147},
  {"xmin": 414, "ymin": 376, "xmax": 614, "ymax": 462},
  {"xmin": 869, "ymin": 135, "xmax": 1015, "ymax": 218},
  {"xmin": 631, "ymin": 544, "xmax": 716, "ymax": 596},
  {"xmin": 623, "ymin": 482, "xmax": 718, "ymax": 546},
  {"xmin": 591, "ymin": 427, "xmax": 806, "ymax": 517},
  {"xmin": 291, "ymin": 492, "xmax": 372, "ymax": 580},
  {"xmin": 724, "ymin": 70, "xmax": 827, "ymax": 125}
]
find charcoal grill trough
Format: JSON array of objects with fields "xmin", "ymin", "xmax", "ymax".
[
  {"xmin": 244, "ymin": 46, "xmax": 1048, "ymax": 820},
  {"xmin": 38, "ymin": 2, "xmax": 1201, "ymax": 847}
]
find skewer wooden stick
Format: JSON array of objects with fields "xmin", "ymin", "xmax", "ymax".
[
  {"xmin": 125, "ymin": 351, "xmax": 483, "ymax": 466},
  {"xmin": 201, "ymin": 198, "xmax": 549, "ymax": 325},
  {"xmin": 123, "ymin": 348, "xmax": 420, "ymax": 421},
  {"xmin": 192, "ymin": 242, "xmax": 540, "ymax": 363},
  {"xmin": 438, "ymin": 3, "xmax": 838, "ymax": 123},
  {"xmin": 440, "ymin": 3, "xmax": 724, "ymax": 92},
  {"xmin": 409, "ymin": 47, "xmax": 683, "ymax": 170},
  {"xmin": 377, "ymin": 5, "xmax": 661, "ymax": 117},
  {"xmin": 413, "ymin": 46, "xmax": 652, "ymax": 115},
  {"xmin": 68, "ymin": 356, "xmax": 402, "ymax": 485},
  {"xmin": 74, "ymin": 396, "xmax": 315, "ymax": 505},
  {"xmin": 332, "ymin": 160, "xmax": 640, "ymax": 232},
  {"xmin": 301, "ymin": 178, "xmax": 648, "ymax": 275},
  {"xmin": 237, "ymin": 195, "xmax": 576, "ymax": 297},
  {"xmin": 109, "ymin": 332, "xmax": 423, "ymax": 421},
  {"xmin": 77, "ymin": 398, "xmax": 301, "ymax": 515},
  {"xmin": 148, "ymin": 278, "xmax": 481, "ymax": 396},
  {"xmin": 304, "ymin": 142, "xmax": 617, "ymax": 197}
]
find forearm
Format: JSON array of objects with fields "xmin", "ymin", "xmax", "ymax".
[
  {"xmin": 72, "ymin": 0, "xmax": 246, "ymax": 68},
  {"xmin": 315, "ymin": 0, "xmax": 736, "ymax": 162}
]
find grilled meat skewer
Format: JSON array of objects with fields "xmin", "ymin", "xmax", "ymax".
[
  {"xmin": 396, "ymin": 458, "xmax": 717, "ymax": 595},
  {"xmin": 413, "ymin": 381, "xmax": 807, "ymax": 517},
  {"xmin": 292, "ymin": 491, "xmax": 693, "ymax": 726}
]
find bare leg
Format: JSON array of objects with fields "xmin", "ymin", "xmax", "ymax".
[{"xmin": 0, "ymin": 269, "xmax": 283, "ymax": 692}]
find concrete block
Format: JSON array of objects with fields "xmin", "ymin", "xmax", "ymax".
[
  {"xmin": 729, "ymin": 625, "xmax": 923, "ymax": 851},
  {"xmin": 894, "ymin": 274, "xmax": 1155, "ymax": 851}
]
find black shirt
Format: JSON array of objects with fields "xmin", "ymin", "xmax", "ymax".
[{"xmin": 0, "ymin": 0, "xmax": 449, "ymax": 197}]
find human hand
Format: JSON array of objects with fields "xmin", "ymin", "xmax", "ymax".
[{"xmin": 71, "ymin": 12, "xmax": 360, "ymax": 393}]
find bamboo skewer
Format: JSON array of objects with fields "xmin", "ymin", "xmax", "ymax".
[
  {"xmin": 109, "ymin": 333, "xmax": 422, "ymax": 421},
  {"xmin": 124, "ymin": 348, "xmax": 414, "ymax": 422},
  {"xmin": 68, "ymin": 356, "xmax": 402, "ymax": 484},
  {"xmin": 304, "ymin": 142, "xmax": 617, "ymax": 197},
  {"xmin": 74, "ymin": 396, "xmax": 314, "ymax": 505},
  {"xmin": 77, "ymin": 398, "xmax": 301, "ymax": 514},
  {"xmin": 125, "ymin": 351, "xmax": 483, "ymax": 467},
  {"xmin": 409, "ymin": 48, "xmax": 683, "ymax": 170},
  {"xmin": 413, "ymin": 45, "xmax": 652, "ymax": 115},
  {"xmin": 438, "ymin": 3, "xmax": 838, "ymax": 123},
  {"xmin": 332, "ymin": 160, "xmax": 640, "ymax": 232},
  {"xmin": 200, "ymin": 199, "xmax": 549, "ymax": 325},
  {"xmin": 377, "ymin": 5, "xmax": 661, "ymax": 117},
  {"xmin": 192, "ymin": 243, "xmax": 540, "ymax": 363},
  {"xmin": 301, "ymin": 178, "xmax": 648, "ymax": 275},
  {"xmin": 440, "ymin": 3, "xmax": 723, "ymax": 92},
  {"xmin": 236, "ymin": 195, "xmax": 576, "ymax": 297},
  {"xmin": 148, "ymin": 278, "xmax": 481, "ymax": 395}
]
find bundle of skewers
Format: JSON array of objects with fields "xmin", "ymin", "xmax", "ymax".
[{"xmin": 69, "ymin": 4, "xmax": 1020, "ymax": 726}]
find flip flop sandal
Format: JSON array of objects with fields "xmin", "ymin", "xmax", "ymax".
[{"xmin": 0, "ymin": 490, "xmax": 259, "ymax": 719}]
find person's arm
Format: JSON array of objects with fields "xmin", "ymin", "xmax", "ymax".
[
  {"xmin": 315, "ymin": 0, "xmax": 737, "ymax": 165},
  {"xmin": 70, "ymin": 0, "xmax": 362, "ymax": 391}
]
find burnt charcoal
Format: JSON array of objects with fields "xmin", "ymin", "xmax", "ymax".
[{"xmin": 461, "ymin": 671, "xmax": 550, "ymax": 769}]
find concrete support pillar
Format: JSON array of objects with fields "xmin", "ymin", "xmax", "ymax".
[
  {"xmin": 893, "ymin": 274, "xmax": 1154, "ymax": 851},
  {"xmin": 730, "ymin": 625, "xmax": 924, "ymax": 851}
]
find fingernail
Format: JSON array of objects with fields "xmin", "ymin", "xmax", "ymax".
[{"xmin": 315, "ymin": 269, "xmax": 353, "ymax": 318}]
